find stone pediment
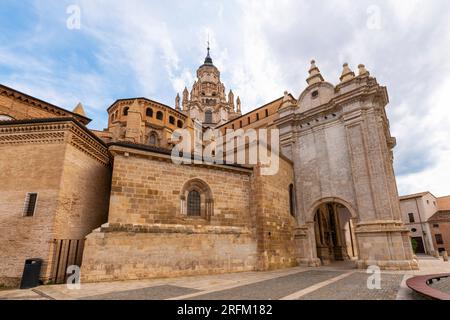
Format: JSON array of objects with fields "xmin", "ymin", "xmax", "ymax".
[{"xmin": 297, "ymin": 82, "xmax": 335, "ymax": 115}]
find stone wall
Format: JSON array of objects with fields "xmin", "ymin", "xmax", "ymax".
[
  {"xmin": 252, "ymin": 157, "xmax": 299, "ymax": 270},
  {"xmin": 81, "ymin": 145, "xmax": 258, "ymax": 282},
  {"xmin": 82, "ymin": 225, "xmax": 256, "ymax": 282}
]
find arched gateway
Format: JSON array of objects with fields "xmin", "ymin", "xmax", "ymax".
[
  {"xmin": 276, "ymin": 60, "xmax": 418, "ymax": 270},
  {"xmin": 313, "ymin": 202, "xmax": 358, "ymax": 265}
]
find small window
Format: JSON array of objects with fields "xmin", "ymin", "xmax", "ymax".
[
  {"xmin": 433, "ymin": 224, "xmax": 439, "ymax": 228},
  {"xmin": 240, "ymin": 120, "xmax": 243, "ymax": 128},
  {"xmin": 24, "ymin": 193, "xmax": 38, "ymax": 217},
  {"xmin": 312, "ymin": 90, "xmax": 319, "ymax": 98},
  {"xmin": 232, "ymin": 124, "xmax": 235, "ymax": 130},
  {"xmin": 289, "ymin": 184, "xmax": 296, "ymax": 217},
  {"xmin": 205, "ymin": 110, "xmax": 213, "ymax": 124},
  {"xmin": 411, "ymin": 228, "xmax": 417, "ymax": 233},
  {"xmin": 408, "ymin": 213, "xmax": 415, "ymax": 223},
  {"xmin": 256, "ymin": 113, "xmax": 260, "ymax": 121},
  {"xmin": 123, "ymin": 107, "xmax": 129, "ymax": 116},
  {"xmin": 248, "ymin": 117, "xmax": 251, "ymax": 125},
  {"xmin": 156, "ymin": 111, "xmax": 164, "ymax": 121},
  {"xmin": 169, "ymin": 116, "xmax": 175, "ymax": 125},
  {"xmin": 435, "ymin": 234, "xmax": 444, "ymax": 245},
  {"xmin": 265, "ymin": 109, "xmax": 269, "ymax": 117},
  {"xmin": 177, "ymin": 120, "xmax": 183, "ymax": 128},
  {"xmin": 427, "ymin": 200, "xmax": 430, "ymax": 204},
  {"xmin": 146, "ymin": 108, "xmax": 153, "ymax": 117},
  {"xmin": 149, "ymin": 133, "xmax": 157, "ymax": 145},
  {"xmin": 187, "ymin": 190, "xmax": 201, "ymax": 216}
]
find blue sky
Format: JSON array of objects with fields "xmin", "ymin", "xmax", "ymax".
[{"xmin": 1, "ymin": 0, "xmax": 450, "ymax": 196}]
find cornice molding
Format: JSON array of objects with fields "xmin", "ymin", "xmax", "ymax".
[{"xmin": 0, "ymin": 119, "xmax": 110, "ymax": 166}]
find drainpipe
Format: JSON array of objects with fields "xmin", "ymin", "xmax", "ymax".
[{"xmin": 415, "ymin": 197, "xmax": 430, "ymax": 255}]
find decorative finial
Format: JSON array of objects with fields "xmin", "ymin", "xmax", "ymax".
[
  {"xmin": 73, "ymin": 102, "xmax": 86, "ymax": 117},
  {"xmin": 306, "ymin": 59, "xmax": 324, "ymax": 85},
  {"xmin": 358, "ymin": 64, "xmax": 369, "ymax": 76},
  {"xmin": 281, "ymin": 91, "xmax": 295, "ymax": 108},
  {"xmin": 340, "ymin": 63, "xmax": 355, "ymax": 82}
]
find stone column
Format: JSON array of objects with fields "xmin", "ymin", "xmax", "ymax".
[{"xmin": 344, "ymin": 107, "xmax": 417, "ymax": 270}]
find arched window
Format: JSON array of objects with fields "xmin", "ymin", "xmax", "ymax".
[
  {"xmin": 156, "ymin": 111, "xmax": 164, "ymax": 121},
  {"xmin": 146, "ymin": 108, "xmax": 153, "ymax": 117},
  {"xmin": 289, "ymin": 184, "xmax": 296, "ymax": 217},
  {"xmin": 177, "ymin": 120, "xmax": 183, "ymax": 128},
  {"xmin": 149, "ymin": 133, "xmax": 157, "ymax": 145},
  {"xmin": 187, "ymin": 190, "xmax": 201, "ymax": 216},
  {"xmin": 0, "ymin": 114, "xmax": 14, "ymax": 121},
  {"xmin": 180, "ymin": 179, "xmax": 214, "ymax": 219},
  {"xmin": 205, "ymin": 110, "xmax": 213, "ymax": 123},
  {"xmin": 123, "ymin": 107, "xmax": 129, "ymax": 116},
  {"xmin": 169, "ymin": 116, "xmax": 175, "ymax": 125}
]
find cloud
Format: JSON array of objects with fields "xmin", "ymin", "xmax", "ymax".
[{"xmin": 0, "ymin": 0, "xmax": 449, "ymax": 196}]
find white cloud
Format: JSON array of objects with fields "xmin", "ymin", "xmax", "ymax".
[{"xmin": 1, "ymin": 0, "xmax": 449, "ymax": 196}]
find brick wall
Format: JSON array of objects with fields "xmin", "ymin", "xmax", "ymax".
[
  {"xmin": 0, "ymin": 143, "xmax": 65, "ymax": 286},
  {"xmin": 0, "ymin": 120, "xmax": 110, "ymax": 286}
]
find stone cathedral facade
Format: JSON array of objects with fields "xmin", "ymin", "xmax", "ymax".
[{"xmin": 0, "ymin": 49, "xmax": 417, "ymax": 286}]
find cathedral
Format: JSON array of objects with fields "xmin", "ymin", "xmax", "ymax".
[{"xmin": 0, "ymin": 47, "xmax": 418, "ymax": 286}]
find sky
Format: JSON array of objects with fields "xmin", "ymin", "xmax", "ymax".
[{"xmin": 0, "ymin": 0, "xmax": 449, "ymax": 197}]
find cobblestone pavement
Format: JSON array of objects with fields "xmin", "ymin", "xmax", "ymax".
[
  {"xmin": 299, "ymin": 272, "xmax": 403, "ymax": 300},
  {"xmin": 1, "ymin": 257, "xmax": 449, "ymax": 300},
  {"xmin": 189, "ymin": 270, "xmax": 344, "ymax": 300},
  {"xmin": 82, "ymin": 285, "xmax": 200, "ymax": 300},
  {"xmin": 430, "ymin": 276, "xmax": 450, "ymax": 295}
]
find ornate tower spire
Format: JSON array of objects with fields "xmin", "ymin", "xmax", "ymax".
[
  {"xmin": 175, "ymin": 93, "xmax": 181, "ymax": 111},
  {"xmin": 236, "ymin": 97, "xmax": 241, "ymax": 114},
  {"xmin": 182, "ymin": 87, "xmax": 189, "ymax": 110},
  {"xmin": 228, "ymin": 90, "xmax": 235, "ymax": 110},
  {"xmin": 204, "ymin": 39, "xmax": 213, "ymax": 65}
]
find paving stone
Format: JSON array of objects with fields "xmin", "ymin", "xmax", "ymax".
[
  {"xmin": 81, "ymin": 285, "xmax": 200, "ymax": 300},
  {"xmin": 189, "ymin": 270, "xmax": 344, "ymax": 300},
  {"xmin": 299, "ymin": 272, "xmax": 404, "ymax": 300}
]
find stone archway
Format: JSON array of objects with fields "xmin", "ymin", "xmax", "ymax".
[{"xmin": 312, "ymin": 201, "xmax": 359, "ymax": 265}]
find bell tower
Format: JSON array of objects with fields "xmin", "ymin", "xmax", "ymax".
[{"xmin": 178, "ymin": 44, "xmax": 241, "ymax": 128}]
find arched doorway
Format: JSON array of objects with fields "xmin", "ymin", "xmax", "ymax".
[{"xmin": 314, "ymin": 202, "xmax": 358, "ymax": 265}]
